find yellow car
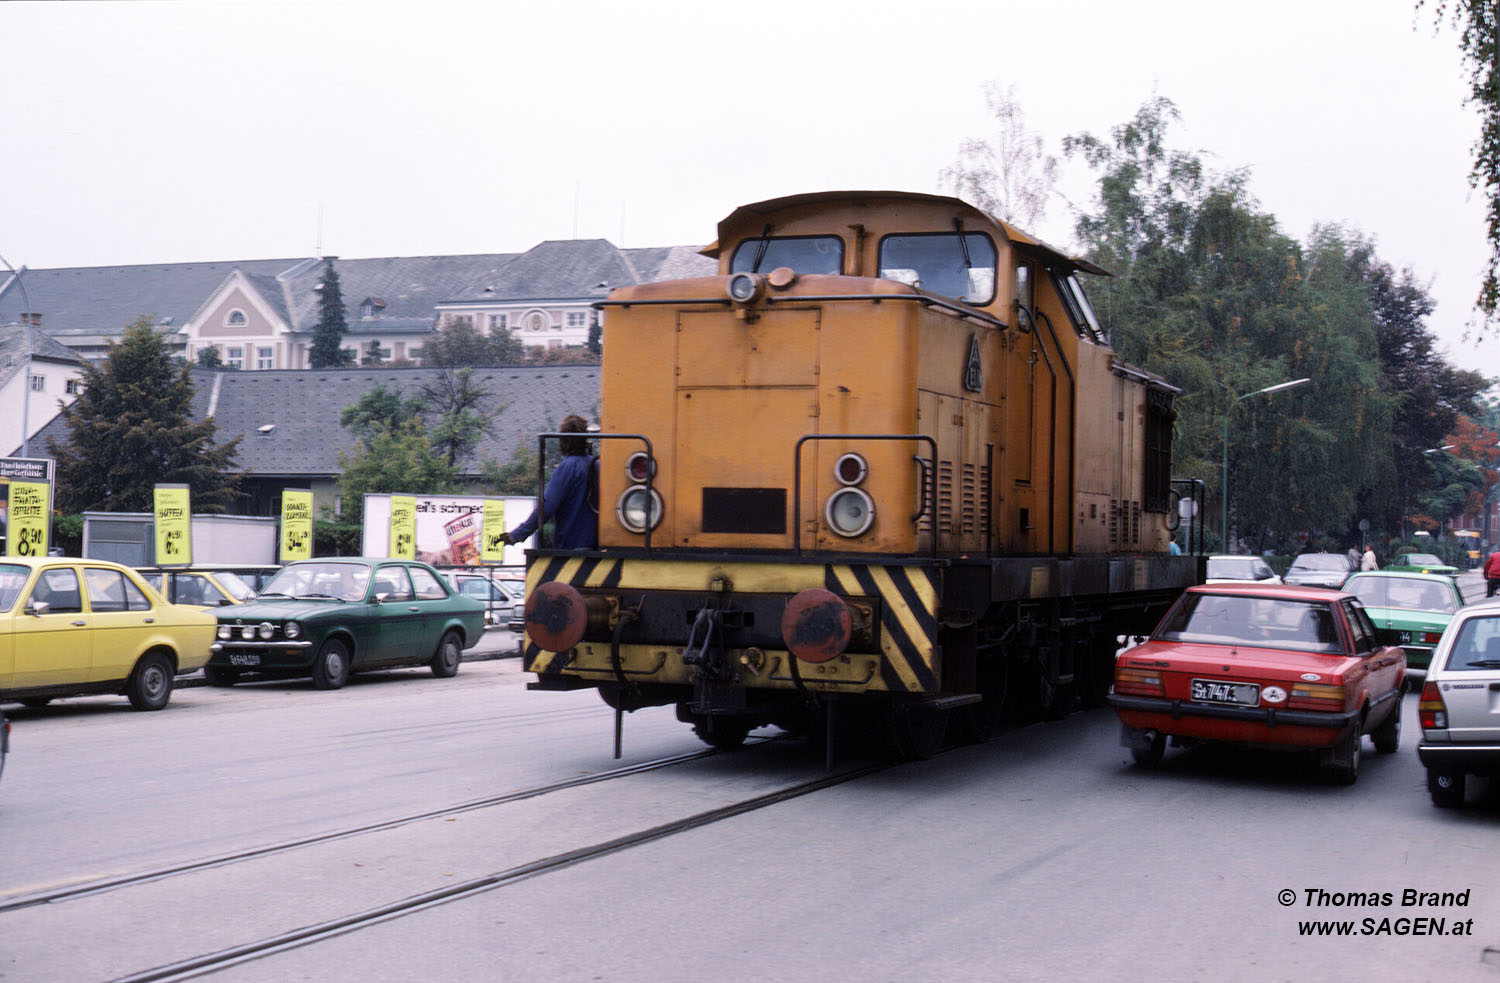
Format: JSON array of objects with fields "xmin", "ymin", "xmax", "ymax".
[{"xmin": 0, "ymin": 557, "xmax": 216, "ymax": 711}]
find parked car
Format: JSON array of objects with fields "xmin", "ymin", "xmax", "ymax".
[
  {"xmin": 1387, "ymin": 552, "xmax": 1460, "ymax": 578},
  {"xmin": 204, "ymin": 558, "xmax": 486, "ymax": 689},
  {"xmin": 0, "ymin": 708, "xmax": 8, "ymax": 785},
  {"xmin": 137, "ymin": 566, "xmax": 263, "ymax": 608},
  {"xmin": 1416, "ymin": 600, "xmax": 1500, "ymax": 807},
  {"xmin": 1205, "ymin": 554, "xmax": 1281, "ymax": 585},
  {"xmin": 441, "ymin": 570, "xmax": 524, "ymax": 629},
  {"xmin": 0, "ymin": 557, "xmax": 216, "ymax": 711},
  {"xmin": 1281, "ymin": 553, "xmax": 1354, "ymax": 589},
  {"xmin": 1108, "ymin": 583, "xmax": 1406, "ymax": 784},
  {"xmin": 1341, "ymin": 571, "xmax": 1464, "ymax": 676}
]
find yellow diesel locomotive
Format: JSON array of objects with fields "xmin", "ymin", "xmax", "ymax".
[{"xmin": 522, "ymin": 190, "xmax": 1199, "ymax": 759}]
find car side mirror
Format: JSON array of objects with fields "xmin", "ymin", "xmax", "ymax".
[
  {"xmin": 218, "ymin": 598, "xmax": 235, "ymax": 606},
  {"xmin": 373, "ymin": 592, "xmax": 388, "ymax": 604},
  {"xmin": 24, "ymin": 599, "xmax": 50, "ymax": 617}
]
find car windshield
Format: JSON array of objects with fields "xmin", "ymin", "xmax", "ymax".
[
  {"xmin": 259, "ymin": 562, "xmax": 371, "ymax": 602},
  {"xmin": 1442, "ymin": 615, "xmax": 1500, "ymax": 670},
  {"xmin": 1289, "ymin": 554, "xmax": 1350, "ymax": 572},
  {"xmin": 1207, "ymin": 557, "xmax": 1274, "ymax": 580},
  {"xmin": 1344, "ymin": 576, "xmax": 1458, "ymax": 614},
  {"xmin": 0, "ymin": 564, "xmax": 28, "ymax": 612},
  {"xmin": 1156, "ymin": 593, "xmax": 1343, "ymax": 654},
  {"xmin": 1401, "ymin": 553, "xmax": 1444, "ymax": 566},
  {"xmin": 212, "ymin": 572, "xmax": 257, "ymax": 601}
]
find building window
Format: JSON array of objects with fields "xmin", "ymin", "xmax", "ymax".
[
  {"xmin": 30, "ymin": 374, "xmax": 45, "ymax": 392},
  {"xmin": 225, "ymin": 309, "xmax": 247, "ymax": 327},
  {"xmin": 256, "ymin": 347, "xmax": 273, "ymax": 370},
  {"xmin": 448, "ymin": 314, "xmax": 474, "ymax": 329},
  {"xmin": 226, "ymin": 346, "xmax": 244, "ymax": 370},
  {"xmin": 566, "ymin": 312, "xmax": 586, "ymax": 329},
  {"xmin": 342, "ymin": 347, "xmax": 357, "ymax": 363},
  {"xmin": 526, "ymin": 312, "xmax": 548, "ymax": 332},
  {"xmin": 65, "ymin": 379, "xmax": 82, "ymax": 395},
  {"xmin": 360, "ymin": 297, "xmax": 386, "ymax": 320},
  {"xmin": 489, "ymin": 313, "xmax": 507, "ymax": 331}
]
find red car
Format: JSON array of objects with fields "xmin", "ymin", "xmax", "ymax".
[{"xmin": 1107, "ymin": 583, "xmax": 1406, "ymax": 785}]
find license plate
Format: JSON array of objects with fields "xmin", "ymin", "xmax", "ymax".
[
  {"xmin": 1190, "ymin": 678, "xmax": 1259, "ymax": 706},
  {"xmin": 228, "ymin": 654, "xmax": 261, "ymax": 666}
]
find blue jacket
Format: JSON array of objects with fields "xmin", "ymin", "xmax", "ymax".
[{"xmin": 509, "ymin": 454, "xmax": 597, "ymax": 549}]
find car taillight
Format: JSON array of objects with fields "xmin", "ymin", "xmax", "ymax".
[
  {"xmin": 1419, "ymin": 680, "xmax": 1448, "ymax": 729},
  {"xmin": 1419, "ymin": 631, "xmax": 1443, "ymax": 645},
  {"xmin": 1288, "ymin": 681, "xmax": 1346, "ymax": 711},
  {"xmin": 1114, "ymin": 667, "xmax": 1164, "ymax": 697}
]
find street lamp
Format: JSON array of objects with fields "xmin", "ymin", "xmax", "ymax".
[{"xmin": 1221, "ymin": 378, "xmax": 1311, "ymax": 551}]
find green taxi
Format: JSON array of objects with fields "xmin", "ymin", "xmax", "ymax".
[
  {"xmin": 204, "ymin": 558, "xmax": 486, "ymax": 689},
  {"xmin": 1340, "ymin": 570, "xmax": 1465, "ymax": 674},
  {"xmin": 1387, "ymin": 552, "xmax": 1460, "ymax": 577}
]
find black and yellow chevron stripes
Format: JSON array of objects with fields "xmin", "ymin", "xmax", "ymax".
[{"xmin": 522, "ymin": 554, "xmax": 941, "ymax": 692}]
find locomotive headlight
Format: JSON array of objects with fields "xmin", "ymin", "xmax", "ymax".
[
  {"xmin": 726, "ymin": 272, "xmax": 764, "ymax": 304},
  {"xmin": 834, "ymin": 452, "xmax": 867, "ymax": 485},
  {"xmin": 625, "ymin": 452, "xmax": 656, "ymax": 482},
  {"xmin": 617, "ymin": 486, "xmax": 664, "ymax": 533},
  {"xmin": 825, "ymin": 488, "xmax": 874, "ymax": 537}
]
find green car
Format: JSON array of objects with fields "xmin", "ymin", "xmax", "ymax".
[
  {"xmin": 205, "ymin": 558, "xmax": 486, "ymax": 689},
  {"xmin": 1341, "ymin": 571, "xmax": 1465, "ymax": 673},
  {"xmin": 1387, "ymin": 552, "xmax": 1460, "ymax": 577}
]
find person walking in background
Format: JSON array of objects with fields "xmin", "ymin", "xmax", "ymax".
[
  {"xmin": 503, "ymin": 414, "xmax": 598, "ymax": 550},
  {"xmin": 1361, "ymin": 546, "xmax": 1378, "ymax": 571},
  {"xmin": 1484, "ymin": 547, "xmax": 1500, "ymax": 598}
]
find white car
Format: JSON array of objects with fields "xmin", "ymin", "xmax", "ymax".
[
  {"xmin": 1416, "ymin": 599, "xmax": 1500, "ymax": 807},
  {"xmin": 1204, "ymin": 554, "xmax": 1281, "ymax": 585}
]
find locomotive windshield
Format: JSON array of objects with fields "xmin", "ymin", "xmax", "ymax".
[
  {"xmin": 729, "ymin": 235, "xmax": 843, "ymax": 275},
  {"xmin": 878, "ymin": 232, "xmax": 996, "ymax": 304}
]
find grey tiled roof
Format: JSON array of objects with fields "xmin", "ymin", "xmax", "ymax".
[
  {"xmin": 30, "ymin": 365, "xmax": 602, "ymax": 478},
  {"xmin": 0, "ymin": 323, "xmax": 84, "ymax": 391},
  {"xmin": 289, "ymin": 255, "xmax": 519, "ymax": 334}
]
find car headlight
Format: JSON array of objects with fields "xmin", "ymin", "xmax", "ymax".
[
  {"xmin": 257, "ymin": 622, "xmax": 275, "ymax": 640},
  {"xmin": 240, "ymin": 625, "xmax": 256, "ymax": 640},
  {"xmin": 217, "ymin": 625, "xmax": 231, "ymax": 640},
  {"xmin": 616, "ymin": 486, "xmax": 663, "ymax": 533},
  {"xmin": 285, "ymin": 621, "xmax": 301, "ymax": 639},
  {"xmin": 825, "ymin": 488, "xmax": 875, "ymax": 537}
]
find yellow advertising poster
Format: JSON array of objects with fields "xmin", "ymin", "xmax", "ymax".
[
  {"xmin": 6, "ymin": 480, "xmax": 50, "ymax": 557},
  {"xmin": 280, "ymin": 490, "xmax": 314, "ymax": 562},
  {"xmin": 480, "ymin": 499, "xmax": 507, "ymax": 562},
  {"xmin": 153, "ymin": 484, "xmax": 192, "ymax": 565},
  {"xmin": 388, "ymin": 495, "xmax": 416, "ymax": 559}
]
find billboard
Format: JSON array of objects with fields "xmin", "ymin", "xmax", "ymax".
[{"xmin": 362, "ymin": 494, "xmax": 534, "ymax": 566}]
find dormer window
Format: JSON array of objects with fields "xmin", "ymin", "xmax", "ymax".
[
  {"xmin": 360, "ymin": 297, "xmax": 387, "ymax": 320},
  {"xmin": 225, "ymin": 309, "xmax": 247, "ymax": 328}
]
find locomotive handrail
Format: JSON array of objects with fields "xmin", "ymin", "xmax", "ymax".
[
  {"xmin": 595, "ymin": 292, "xmax": 1008, "ymax": 330},
  {"xmin": 792, "ymin": 433, "xmax": 938, "ymax": 559},
  {"xmin": 535, "ymin": 431, "xmax": 655, "ymax": 553}
]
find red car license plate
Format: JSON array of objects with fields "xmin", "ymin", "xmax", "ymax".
[{"xmin": 1190, "ymin": 678, "xmax": 1259, "ymax": 706}]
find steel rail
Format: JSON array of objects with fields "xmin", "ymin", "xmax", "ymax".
[{"xmin": 110, "ymin": 759, "xmax": 890, "ymax": 983}]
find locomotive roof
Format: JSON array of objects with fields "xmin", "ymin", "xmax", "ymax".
[{"xmin": 704, "ymin": 190, "xmax": 1106, "ymax": 276}]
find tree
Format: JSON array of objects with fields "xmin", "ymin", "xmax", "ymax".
[
  {"xmin": 196, "ymin": 347, "xmax": 223, "ymax": 369},
  {"xmin": 309, "ymin": 259, "xmax": 353, "ymax": 368},
  {"xmin": 51, "ymin": 317, "xmax": 241, "ymax": 513},
  {"xmin": 413, "ymin": 368, "xmax": 501, "ymax": 467},
  {"xmin": 939, "ymin": 81, "xmax": 1059, "ymax": 228},
  {"xmin": 361, "ymin": 340, "xmax": 390, "ymax": 367},
  {"xmin": 587, "ymin": 312, "xmax": 602, "ymax": 355},
  {"xmin": 339, "ymin": 384, "xmax": 424, "ymax": 444},
  {"xmin": 418, "ymin": 316, "xmax": 524, "ymax": 367},
  {"xmin": 1419, "ymin": 1, "xmax": 1499, "ymax": 329},
  {"xmin": 336, "ymin": 423, "xmax": 457, "ymax": 526}
]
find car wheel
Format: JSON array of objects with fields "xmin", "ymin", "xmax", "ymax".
[
  {"xmin": 1323, "ymin": 728, "xmax": 1361, "ymax": 786},
  {"xmin": 1131, "ymin": 731, "xmax": 1167, "ymax": 767},
  {"xmin": 127, "ymin": 653, "xmax": 174, "ymax": 711},
  {"xmin": 312, "ymin": 639, "xmax": 351, "ymax": 690},
  {"xmin": 1370, "ymin": 703, "xmax": 1400, "ymax": 754},
  {"xmin": 1427, "ymin": 769, "xmax": 1466, "ymax": 809},
  {"xmin": 430, "ymin": 630, "xmax": 463, "ymax": 678},
  {"xmin": 19, "ymin": 697, "xmax": 52, "ymax": 709},
  {"xmin": 202, "ymin": 665, "xmax": 241, "ymax": 687}
]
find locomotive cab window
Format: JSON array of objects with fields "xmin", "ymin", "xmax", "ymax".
[
  {"xmin": 878, "ymin": 232, "xmax": 996, "ymax": 304},
  {"xmin": 729, "ymin": 235, "xmax": 843, "ymax": 275},
  {"xmin": 1051, "ymin": 271, "xmax": 1106, "ymax": 343}
]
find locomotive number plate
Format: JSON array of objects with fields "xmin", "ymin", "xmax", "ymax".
[{"xmin": 1190, "ymin": 678, "xmax": 1259, "ymax": 707}]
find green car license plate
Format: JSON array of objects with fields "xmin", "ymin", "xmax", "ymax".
[{"xmin": 1190, "ymin": 678, "xmax": 1259, "ymax": 707}]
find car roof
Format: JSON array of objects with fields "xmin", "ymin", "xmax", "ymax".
[
  {"xmin": 1, "ymin": 556, "xmax": 129, "ymax": 570},
  {"xmin": 1344, "ymin": 570, "xmax": 1457, "ymax": 584},
  {"xmin": 1185, "ymin": 582, "xmax": 1349, "ymax": 601}
]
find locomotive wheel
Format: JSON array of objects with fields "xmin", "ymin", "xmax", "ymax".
[
  {"xmin": 888, "ymin": 704, "xmax": 947, "ymax": 761},
  {"xmin": 953, "ymin": 658, "xmax": 1009, "ymax": 745},
  {"xmin": 1079, "ymin": 635, "xmax": 1118, "ymax": 709},
  {"xmin": 691, "ymin": 718, "xmax": 752, "ymax": 751},
  {"xmin": 1037, "ymin": 667, "xmax": 1078, "ymax": 721}
]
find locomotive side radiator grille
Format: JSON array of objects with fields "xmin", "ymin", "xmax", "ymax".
[
  {"xmin": 936, "ymin": 461, "xmax": 955, "ymax": 535},
  {"xmin": 960, "ymin": 463, "xmax": 979, "ymax": 534},
  {"xmin": 1110, "ymin": 499, "xmax": 1143, "ymax": 547}
]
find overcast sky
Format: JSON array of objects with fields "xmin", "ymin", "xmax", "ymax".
[{"xmin": 2, "ymin": 0, "xmax": 1494, "ymax": 365}]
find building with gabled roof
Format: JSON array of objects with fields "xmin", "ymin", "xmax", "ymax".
[{"xmin": 1, "ymin": 315, "xmax": 86, "ymax": 457}]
